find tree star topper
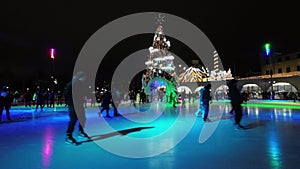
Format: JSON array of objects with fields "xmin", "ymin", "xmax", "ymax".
[{"xmin": 156, "ymin": 13, "xmax": 166, "ymax": 25}]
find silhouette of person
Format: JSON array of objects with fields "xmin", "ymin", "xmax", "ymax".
[
  {"xmin": 24, "ymin": 89, "xmax": 32, "ymax": 108},
  {"xmin": 44, "ymin": 90, "xmax": 49, "ymax": 107},
  {"xmin": 99, "ymin": 89, "xmax": 111, "ymax": 118},
  {"xmin": 170, "ymin": 91, "xmax": 177, "ymax": 107},
  {"xmin": 35, "ymin": 88, "xmax": 44, "ymax": 111},
  {"xmin": 129, "ymin": 90, "xmax": 136, "ymax": 106},
  {"xmin": 48, "ymin": 90, "xmax": 55, "ymax": 108},
  {"xmin": 0, "ymin": 86, "xmax": 13, "ymax": 122},
  {"xmin": 13, "ymin": 91, "xmax": 20, "ymax": 106},
  {"xmin": 195, "ymin": 87, "xmax": 204, "ymax": 117},
  {"xmin": 56, "ymin": 90, "xmax": 63, "ymax": 105},
  {"xmin": 188, "ymin": 91, "xmax": 191, "ymax": 103},
  {"xmin": 181, "ymin": 89, "xmax": 186, "ymax": 108},
  {"xmin": 202, "ymin": 84, "xmax": 212, "ymax": 122},
  {"xmin": 228, "ymin": 79, "xmax": 245, "ymax": 129},
  {"xmin": 65, "ymin": 71, "xmax": 90, "ymax": 145},
  {"xmin": 111, "ymin": 88, "xmax": 122, "ymax": 116},
  {"xmin": 140, "ymin": 89, "xmax": 146, "ymax": 104}
]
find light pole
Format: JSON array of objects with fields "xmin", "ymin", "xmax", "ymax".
[
  {"xmin": 264, "ymin": 43, "xmax": 274, "ymax": 99},
  {"xmin": 50, "ymin": 48, "xmax": 55, "ymax": 76},
  {"xmin": 50, "ymin": 48, "xmax": 56, "ymax": 90}
]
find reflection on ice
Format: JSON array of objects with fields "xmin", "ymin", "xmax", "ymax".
[
  {"xmin": 42, "ymin": 127, "xmax": 54, "ymax": 169},
  {"xmin": 268, "ymin": 131, "xmax": 282, "ymax": 168},
  {"xmin": 245, "ymin": 106, "xmax": 294, "ymax": 120}
]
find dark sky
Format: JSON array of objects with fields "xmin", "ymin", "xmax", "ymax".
[{"xmin": 1, "ymin": 1, "xmax": 299, "ymax": 90}]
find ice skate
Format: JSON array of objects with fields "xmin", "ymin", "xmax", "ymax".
[
  {"xmin": 65, "ymin": 135, "xmax": 78, "ymax": 145},
  {"xmin": 78, "ymin": 131, "xmax": 91, "ymax": 139}
]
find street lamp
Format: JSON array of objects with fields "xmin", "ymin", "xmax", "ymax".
[
  {"xmin": 264, "ymin": 43, "xmax": 274, "ymax": 99},
  {"xmin": 50, "ymin": 48, "xmax": 55, "ymax": 59},
  {"xmin": 50, "ymin": 48, "xmax": 55, "ymax": 76},
  {"xmin": 50, "ymin": 48, "xmax": 56, "ymax": 90},
  {"xmin": 264, "ymin": 43, "xmax": 270, "ymax": 56}
]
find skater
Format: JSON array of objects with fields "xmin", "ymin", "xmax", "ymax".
[
  {"xmin": 13, "ymin": 91, "xmax": 20, "ymax": 106},
  {"xmin": 181, "ymin": 89, "xmax": 186, "ymax": 108},
  {"xmin": 98, "ymin": 89, "xmax": 112, "ymax": 118},
  {"xmin": 56, "ymin": 90, "xmax": 63, "ymax": 105},
  {"xmin": 35, "ymin": 88, "xmax": 44, "ymax": 111},
  {"xmin": 48, "ymin": 90, "xmax": 55, "ymax": 108},
  {"xmin": 43, "ymin": 90, "xmax": 49, "ymax": 107},
  {"xmin": 129, "ymin": 90, "xmax": 136, "ymax": 106},
  {"xmin": 24, "ymin": 89, "xmax": 32, "ymax": 108},
  {"xmin": 140, "ymin": 89, "xmax": 146, "ymax": 104},
  {"xmin": 0, "ymin": 86, "xmax": 13, "ymax": 122},
  {"xmin": 111, "ymin": 88, "xmax": 122, "ymax": 116},
  {"xmin": 202, "ymin": 84, "xmax": 212, "ymax": 122},
  {"xmin": 188, "ymin": 91, "xmax": 192, "ymax": 103},
  {"xmin": 169, "ymin": 91, "xmax": 177, "ymax": 107},
  {"xmin": 228, "ymin": 79, "xmax": 245, "ymax": 129},
  {"xmin": 65, "ymin": 71, "xmax": 90, "ymax": 145},
  {"xmin": 195, "ymin": 87, "xmax": 204, "ymax": 117}
]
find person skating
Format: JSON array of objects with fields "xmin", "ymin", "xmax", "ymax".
[
  {"xmin": 110, "ymin": 86, "xmax": 122, "ymax": 117},
  {"xmin": 228, "ymin": 79, "xmax": 245, "ymax": 129},
  {"xmin": 202, "ymin": 84, "xmax": 212, "ymax": 122},
  {"xmin": 65, "ymin": 71, "xmax": 90, "ymax": 145},
  {"xmin": 98, "ymin": 89, "xmax": 112, "ymax": 118},
  {"xmin": 0, "ymin": 86, "xmax": 13, "ymax": 122},
  {"xmin": 35, "ymin": 88, "xmax": 44, "ymax": 111}
]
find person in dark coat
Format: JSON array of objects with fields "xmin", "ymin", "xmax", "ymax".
[
  {"xmin": 24, "ymin": 89, "xmax": 32, "ymax": 107},
  {"xmin": 111, "ymin": 88, "xmax": 122, "ymax": 116},
  {"xmin": 202, "ymin": 84, "xmax": 212, "ymax": 122},
  {"xmin": 48, "ymin": 90, "xmax": 55, "ymax": 108},
  {"xmin": 228, "ymin": 79, "xmax": 245, "ymax": 129},
  {"xmin": 169, "ymin": 91, "xmax": 177, "ymax": 107},
  {"xmin": 181, "ymin": 89, "xmax": 186, "ymax": 108},
  {"xmin": 65, "ymin": 71, "xmax": 90, "ymax": 145},
  {"xmin": 35, "ymin": 88, "xmax": 45, "ymax": 111},
  {"xmin": 140, "ymin": 89, "xmax": 146, "ymax": 105},
  {"xmin": 56, "ymin": 90, "xmax": 63, "ymax": 105},
  {"xmin": 0, "ymin": 86, "xmax": 13, "ymax": 122},
  {"xmin": 44, "ymin": 90, "xmax": 49, "ymax": 107},
  {"xmin": 98, "ymin": 89, "xmax": 112, "ymax": 118},
  {"xmin": 129, "ymin": 90, "xmax": 136, "ymax": 106}
]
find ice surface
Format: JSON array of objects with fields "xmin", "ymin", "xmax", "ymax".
[{"xmin": 0, "ymin": 100, "xmax": 300, "ymax": 169}]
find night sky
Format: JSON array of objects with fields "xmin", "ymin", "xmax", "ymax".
[{"xmin": 1, "ymin": 1, "xmax": 299, "ymax": 90}]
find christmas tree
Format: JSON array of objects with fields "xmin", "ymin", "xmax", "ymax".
[
  {"xmin": 143, "ymin": 25, "xmax": 176, "ymax": 85},
  {"xmin": 142, "ymin": 22, "xmax": 178, "ymax": 103}
]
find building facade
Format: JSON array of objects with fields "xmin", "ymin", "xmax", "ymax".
[{"xmin": 261, "ymin": 51, "xmax": 300, "ymax": 75}]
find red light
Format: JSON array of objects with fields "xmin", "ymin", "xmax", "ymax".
[{"xmin": 50, "ymin": 48, "xmax": 55, "ymax": 59}]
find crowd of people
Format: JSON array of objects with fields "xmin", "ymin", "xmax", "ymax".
[
  {"xmin": 193, "ymin": 80, "xmax": 246, "ymax": 129},
  {"xmin": 1, "ymin": 73, "xmax": 298, "ymax": 144}
]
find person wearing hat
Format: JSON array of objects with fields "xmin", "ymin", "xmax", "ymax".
[{"xmin": 64, "ymin": 71, "xmax": 90, "ymax": 145}]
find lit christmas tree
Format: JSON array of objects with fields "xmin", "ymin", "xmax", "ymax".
[
  {"xmin": 142, "ymin": 19, "xmax": 178, "ymax": 103},
  {"xmin": 145, "ymin": 25, "xmax": 175, "ymax": 76}
]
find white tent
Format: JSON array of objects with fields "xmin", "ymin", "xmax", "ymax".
[{"xmin": 177, "ymin": 86, "xmax": 192, "ymax": 94}]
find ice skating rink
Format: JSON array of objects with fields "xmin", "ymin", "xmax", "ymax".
[{"xmin": 0, "ymin": 100, "xmax": 300, "ymax": 169}]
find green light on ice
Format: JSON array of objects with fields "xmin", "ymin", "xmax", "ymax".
[{"xmin": 242, "ymin": 103, "xmax": 300, "ymax": 109}]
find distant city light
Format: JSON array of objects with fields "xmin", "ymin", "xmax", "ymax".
[
  {"xmin": 50, "ymin": 48, "xmax": 55, "ymax": 59},
  {"xmin": 265, "ymin": 43, "xmax": 271, "ymax": 56}
]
